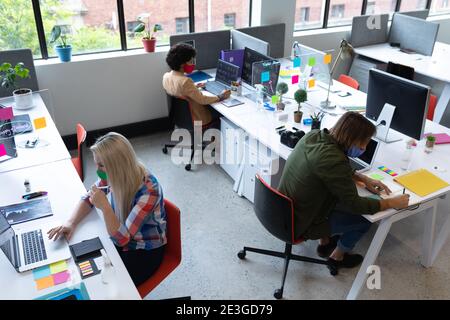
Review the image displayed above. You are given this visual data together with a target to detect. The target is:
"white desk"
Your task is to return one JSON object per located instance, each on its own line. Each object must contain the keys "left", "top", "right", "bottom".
{"left": 210, "top": 74, "right": 450, "bottom": 300}
{"left": 0, "top": 160, "right": 141, "bottom": 300}
{"left": 0, "top": 92, "right": 71, "bottom": 174}
{"left": 354, "top": 42, "right": 450, "bottom": 125}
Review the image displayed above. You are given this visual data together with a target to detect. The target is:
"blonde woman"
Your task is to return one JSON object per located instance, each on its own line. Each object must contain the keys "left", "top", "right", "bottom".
{"left": 48, "top": 132, "right": 167, "bottom": 286}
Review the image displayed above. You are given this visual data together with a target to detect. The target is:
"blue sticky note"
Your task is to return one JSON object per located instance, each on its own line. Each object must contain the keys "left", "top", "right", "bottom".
{"left": 293, "top": 57, "right": 301, "bottom": 68}
{"left": 33, "top": 265, "right": 51, "bottom": 280}
{"left": 261, "top": 71, "right": 270, "bottom": 82}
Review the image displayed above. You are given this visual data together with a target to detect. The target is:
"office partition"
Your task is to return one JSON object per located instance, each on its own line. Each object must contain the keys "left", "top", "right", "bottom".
{"left": 236, "top": 23, "right": 286, "bottom": 58}
{"left": 350, "top": 14, "right": 389, "bottom": 48}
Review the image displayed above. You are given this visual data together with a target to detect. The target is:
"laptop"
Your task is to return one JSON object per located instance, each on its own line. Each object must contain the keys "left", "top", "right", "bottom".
{"left": 0, "top": 213, "right": 71, "bottom": 272}
{"left": 204, "top": 59, "right": 240, "bottom": 96}
{"left": 349, "top": 138, "right": 380, "bottom": 173}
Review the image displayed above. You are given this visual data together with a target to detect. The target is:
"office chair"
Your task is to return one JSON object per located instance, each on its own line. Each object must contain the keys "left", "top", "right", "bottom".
{"left": 386, "top": 61, "right": 415, "bottom": 80}
{"left": 427, "top": 94, "right": 438, "bottom": 121}
{"left": 338, "top": 74, "right": 360, "bottom": 90}
{"left": 71, "top": 123, "right": 87, "bottom": 181}
{"left": 162, "top": 94, "right": 215, "bottom": 171}
{"left": 137, "top": 199, "right": 182, "bottom": 298}
{"left": 237, "top": 175, "right": 337, "bottom": 300}
{"left": 0, "top": 49, "right": 39, "bottom": 97}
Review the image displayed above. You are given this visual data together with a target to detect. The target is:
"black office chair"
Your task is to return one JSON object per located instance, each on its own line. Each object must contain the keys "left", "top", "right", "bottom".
{"left": 162, "top": 94, "right": 213, "bottom": 171}
{"left": 386, "top": 61, "right": 415, "bottom": 81}
{"left": 238, "top": 175, "right": 337, "bottom": 300}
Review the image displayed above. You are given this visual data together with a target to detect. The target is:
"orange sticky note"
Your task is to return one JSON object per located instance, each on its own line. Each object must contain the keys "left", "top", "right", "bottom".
{"left": 308, "top": 78, "right": 316, "bottom": 88}
{"left": 36, "top": 275, "right": 54, "bottom": 290}
{"left": 33, "top": 117, "right": 47, "bottom": 130}
{"left": 324, "top": 54, "right": 332, "bottom": 65}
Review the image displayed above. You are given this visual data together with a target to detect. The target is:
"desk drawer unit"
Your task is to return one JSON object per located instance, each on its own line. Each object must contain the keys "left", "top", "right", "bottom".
{"left": 220, "top": 117, "right": 246, "bottom": 181}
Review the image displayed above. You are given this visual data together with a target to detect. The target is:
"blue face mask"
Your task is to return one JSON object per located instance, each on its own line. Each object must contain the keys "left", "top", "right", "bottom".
{"left": 347, "top": 146, "right": 365, "bottom": 158}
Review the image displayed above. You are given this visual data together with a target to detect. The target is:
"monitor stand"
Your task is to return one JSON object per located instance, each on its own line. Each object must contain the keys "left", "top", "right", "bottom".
{"left": 375, "top": 103, "right": 403, "bottom": 144}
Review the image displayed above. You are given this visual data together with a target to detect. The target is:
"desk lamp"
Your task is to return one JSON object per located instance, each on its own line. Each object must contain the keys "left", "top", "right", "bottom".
{"left": 320, "top": 39, "right": 354, "bottom": 109}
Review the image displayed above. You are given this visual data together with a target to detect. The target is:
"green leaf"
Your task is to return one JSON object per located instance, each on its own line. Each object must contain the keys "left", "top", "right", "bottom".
{"left": 50, "top": 25, "right": 61, "bottom": 43}
{"left": 0, "top": 62, "right": 12, "bottom": 71}
{"left": 153, "top": 24, "right": 162, "bottom": 32}
{"left": 133, "top": 23, "right": 145, "bottom": 33}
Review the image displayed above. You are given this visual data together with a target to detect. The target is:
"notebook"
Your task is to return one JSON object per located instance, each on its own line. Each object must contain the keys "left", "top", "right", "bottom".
{"left": 423, "top": 133, "right": 450, "bottom": 145}
{"left": 394, "top": 169, "right": 449, "bottom": 197}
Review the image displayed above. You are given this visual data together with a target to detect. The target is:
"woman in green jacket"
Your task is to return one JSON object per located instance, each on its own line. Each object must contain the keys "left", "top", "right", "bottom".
{"left": 278, "top": 112, "right": 410, "bottom": 269}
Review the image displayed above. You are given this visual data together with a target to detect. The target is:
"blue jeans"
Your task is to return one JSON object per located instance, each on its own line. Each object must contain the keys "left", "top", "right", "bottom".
{"left": 329, "top": 210, "right": 372, "bottom": 253}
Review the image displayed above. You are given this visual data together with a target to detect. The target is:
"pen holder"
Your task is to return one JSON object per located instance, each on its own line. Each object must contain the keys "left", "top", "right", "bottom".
{"left": 230, "top": 81, "right": 242, "bottom": 96}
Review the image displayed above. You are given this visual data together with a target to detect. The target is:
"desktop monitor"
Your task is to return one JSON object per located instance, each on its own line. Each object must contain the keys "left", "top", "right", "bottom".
{"left": 231, "top": 29, "right": 270, "bottom": 56}
{"left": 241, "top": 47, "right": 273, "bottom": 86}
{"left": 366, "top": 69, "right": 430, "bottom": 140}
{"left": 251, "top": 60, "right": 281, "bottom": 97}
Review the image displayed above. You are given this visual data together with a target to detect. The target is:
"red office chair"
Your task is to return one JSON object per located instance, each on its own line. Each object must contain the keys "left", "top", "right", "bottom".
{"left": 137, "top": 199, "right": 182, "bottom": 298}
{"left": 237, "top": 175, "right": 336, "bottom": 300}
{"left": 71, "top": 123, "right": 87, "bottom": 181}
{"left": 427, "top": 94, "right": 438, "bottom": 121}
{"left": 338, "top": 74, "right": 360, "bottom": 90}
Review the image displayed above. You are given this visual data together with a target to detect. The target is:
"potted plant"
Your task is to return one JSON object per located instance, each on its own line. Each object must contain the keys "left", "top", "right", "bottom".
{"left": 133, "top": 14, "right": 162, "bottom": 53}
{"left": 276, "top": 82, "right": 288, "bottom": 111}
{"left": 425, "top": 134, "right": 436, "bottom": 153}
{"left": 311, "top": 111, "right": 324, "bottom": 130}
{"left": 0, "top": 62, "right": 33, "bottom": 110}
{"left": 50, "top": 25, "right": 72, "bottom": 62}
{"left": 293, "top": 89, "right": 307, "bottom": 123}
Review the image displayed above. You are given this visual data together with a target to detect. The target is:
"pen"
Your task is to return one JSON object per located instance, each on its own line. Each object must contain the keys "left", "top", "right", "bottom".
{"left": 22, "top": 191, "right": 47, "bottom": 200}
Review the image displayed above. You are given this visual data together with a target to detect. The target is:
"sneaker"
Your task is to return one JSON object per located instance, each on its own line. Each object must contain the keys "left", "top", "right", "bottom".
{"left": 327, "top": 253, "right": 364, "bottom": 269}
{"left": 316, "top": 235, "right": 340, "bottom": 258}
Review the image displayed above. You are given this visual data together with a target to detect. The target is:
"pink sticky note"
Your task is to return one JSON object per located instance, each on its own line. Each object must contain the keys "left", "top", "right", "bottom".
{"left": 0, "top": 144, "right": 6, "bottom": 157}
{"left": 52, "top": 271, "right": 70, "bottom": 285}
{"left": 0, "top": 107, "right": 13, "bottom": 120}
{"left": 292, "top": 75, "right": 299, "bottom": 84}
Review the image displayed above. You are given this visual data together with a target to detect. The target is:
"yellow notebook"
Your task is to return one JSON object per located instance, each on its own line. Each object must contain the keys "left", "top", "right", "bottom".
{"left": 394, "top": 169, "right": 449, "bottom": 197}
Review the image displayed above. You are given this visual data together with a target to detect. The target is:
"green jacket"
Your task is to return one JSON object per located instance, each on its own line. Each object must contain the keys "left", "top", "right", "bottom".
{"left": 278, "top": 129, "right": 380, "bottom": 240}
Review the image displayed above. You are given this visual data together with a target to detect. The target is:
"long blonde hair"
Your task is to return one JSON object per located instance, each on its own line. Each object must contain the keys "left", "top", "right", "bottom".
{"left": 90, "top": 132, "right": 146, "bottom": 223}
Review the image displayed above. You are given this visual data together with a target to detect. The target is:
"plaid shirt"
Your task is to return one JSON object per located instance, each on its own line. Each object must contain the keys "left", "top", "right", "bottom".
{"left": 82, "top": 173, "right": 167, "bottom": 251}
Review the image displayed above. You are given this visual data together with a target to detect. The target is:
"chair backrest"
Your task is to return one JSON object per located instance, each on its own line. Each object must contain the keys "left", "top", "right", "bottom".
{"left": 427, "top": 94, "right": 438, "bottom": 121}
{"left": 166, "top": 94, "right": 194, "bottom": 132}
{"left": 76, "top": 123, "right": 87, "bottom": 179}
{"left": 253, "top": 175, "right": 296, "bottom": 244}
{"left": 0, "top": 49, "right": 39, "bottom": 97}
{"left": 137, "top": 198, "right": 182, "bottom": 298}
{"left": 386, "top": 61, "right": 415, "bottom": 80}
{"left": 338, "top": 74, "right": 360, "bottom": 90}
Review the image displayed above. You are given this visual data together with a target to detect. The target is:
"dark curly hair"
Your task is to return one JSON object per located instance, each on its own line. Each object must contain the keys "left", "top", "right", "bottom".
{"left": 166, "top": 43, "right": 196, "bottom": 71}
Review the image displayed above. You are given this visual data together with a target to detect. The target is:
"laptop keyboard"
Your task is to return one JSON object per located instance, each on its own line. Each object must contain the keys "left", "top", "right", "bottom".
{"left": 205, "top": 82, "right": 227, "bottom": 96}
{"left": 21, "top": 230, "right": 47, "bottom": 265}
{"left": 350, "top": 159, "right": 366, "bottom": 171}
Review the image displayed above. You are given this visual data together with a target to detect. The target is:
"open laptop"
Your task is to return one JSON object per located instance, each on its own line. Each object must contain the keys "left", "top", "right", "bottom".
{"left": 0, "top": 213, "right": 71, "bottom": 272}
{"left": 349, "top": 138, "right": 380, "bottom": 173}
{"left": 204, "top": 59, "right": 240, "bottom": 96}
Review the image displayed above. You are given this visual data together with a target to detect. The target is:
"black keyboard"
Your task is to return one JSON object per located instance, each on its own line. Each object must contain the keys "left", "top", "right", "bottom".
{"left": 350, "top": 159, "right": 366, "bottom": 171}
{"left": 21, "top": 229, "right": 47, "bottom": 265}
{"left": 205, "top": 81, "right": 227, "bottom": 96}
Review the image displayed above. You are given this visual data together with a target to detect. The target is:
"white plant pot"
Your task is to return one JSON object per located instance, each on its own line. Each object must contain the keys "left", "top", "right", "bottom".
{"left": 13, "top": 88, "right": 33, "bottom": 110}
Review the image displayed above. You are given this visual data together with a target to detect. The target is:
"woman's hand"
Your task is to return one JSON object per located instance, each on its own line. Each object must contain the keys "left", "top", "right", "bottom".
{"left": 88, "top": 185, "right": 110, "bottom": 211}
{"left": 47, "top": 222, "right": 75, "bottom": 241}
{"left": 363, "top": 176, "right": 392, "bottom": 195}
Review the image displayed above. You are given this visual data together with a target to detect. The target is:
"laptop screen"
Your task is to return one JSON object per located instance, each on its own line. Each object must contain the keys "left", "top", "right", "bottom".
{"left": 215, "top": 59, "right": 240, "bottom": 86}
{"left": 357, "top": 138, "right": 379, "bottom": 165}
{"left": 0, "top": 213, "right": 18, "bottom": 268}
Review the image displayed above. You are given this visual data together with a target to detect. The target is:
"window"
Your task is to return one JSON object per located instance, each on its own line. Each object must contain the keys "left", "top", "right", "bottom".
{"left": 194, "top": 0, "right": 250, "bottom": 32}
{"left": 328, "top": 1, "right": 363, "bottom": 27}
{"left": 176, "top": 17, "right": 189, "bottom": 34}
{"left": 224, "top": 13, "right": 236, "bottom": 28}
{"left": 430, "top": 0, "right": 450, "bottom": 15}
{"left": 400, "top": 0, "right": 427, "bottom": 11}
{"left": 366, "top": 0, "right": 397, "bottom": 15}
{"left": 0, "top": 0, "right": 41, "bottom": 58}
{"left": 295, "top": 0, "right": 325, "bottom": 30}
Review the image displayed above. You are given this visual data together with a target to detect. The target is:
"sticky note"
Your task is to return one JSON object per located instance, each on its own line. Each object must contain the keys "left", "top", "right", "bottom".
{"left": 308, "top": 78, "right": 316, "bottom": 88}
{"left": 271, "top": 95, "right": 279, "bottom": 104}
{"left": 0, "top": 144, "right": 6, "bottom": 157}
{"left": 261, "top": 71, "right": 270, "bottom": 82}
{"left": 33, "top": 117, "right": 47, "bottom": 130}
{"left": 0, "top": 107, "right": 13, "bottom": 120}
{"left": 308, "top": 57, "right": 316, "bottom": 67}
{"left": 33, "top": 265, "right": 51, "bottom": 280}
{"left": 369, "top": 173, "right": 385, "bottom": 181}
{"left": 324, "top": 54, "right": 332, "bottom": 65}
{"left": 293, "top": 57, "right": 301, "bottom": 68}
{"left": 36, "top": 275, "right": 54, "bottom": 290}
{"left": 50, "top": 260, "right": 68, "bottom": 274}
{"left": 53, "top": 271, "right": 71, "bottom": 285}
{"left": 292, "top": 75, "right": 299, "bottom": 84}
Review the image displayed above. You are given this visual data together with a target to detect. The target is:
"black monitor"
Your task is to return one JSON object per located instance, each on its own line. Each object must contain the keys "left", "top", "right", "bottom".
{"left": 366, "top": 69, "right": 430, "bottom": 140}
{"left": 241, "top": 47, "right": 273, "bottom": 86}
{"left": 251, "top": 60, "right": 280, "bottom": 97}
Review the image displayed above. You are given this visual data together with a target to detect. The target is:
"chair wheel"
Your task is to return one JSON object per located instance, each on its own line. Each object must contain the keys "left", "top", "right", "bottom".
{"left": 162, "top": 147, "right": 168, "bottom": 154}
{"left": 274, "top": 289, "right": 283, "bottom": 300}
{"left": 185, "top": 164, "right": 191, "bottom": 171}
{"left": 237, "top": 250, "right": 246, "bottom": 259}
{"left": 328, "top": 265, "right": 338, "bottom": 276}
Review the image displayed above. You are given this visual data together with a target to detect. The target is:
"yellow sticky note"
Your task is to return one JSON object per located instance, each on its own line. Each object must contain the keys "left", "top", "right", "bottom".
{"left": 36, "top": 275, "right": 54, "bottom": 290}
{"left": 308, "top": 78, "right": 316, "bottom": 88}
{"left": 324, "top": 54, "right": 332, "bottom": 65}
{"left": 33, "top": 117, "right": 47, "bottom": 130}
{"left": 49, "top": 260, "right": 68, "bottom": 274}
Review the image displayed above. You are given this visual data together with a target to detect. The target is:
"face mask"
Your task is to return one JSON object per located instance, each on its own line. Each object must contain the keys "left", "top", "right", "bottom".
{"left": 96, "top": 169, "right": 108, "bottom": 180}
{"left": 183, "top": 63, "right": 195, "bottom": 74}
{"left": 347, "top": 146, "right": 365, "bottom": 158}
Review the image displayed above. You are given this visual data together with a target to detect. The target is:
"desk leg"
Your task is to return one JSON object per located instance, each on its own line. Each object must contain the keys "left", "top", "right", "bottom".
{"left": 430, "top": 212, "right": 450, "bottom": 266}
{"left": 346, "top": 218, "right": 393, "bottom": 300}
{"left": 421, "top": 205, "right": 437, "bottom": 267}
{"left": 433, "top": 83, "right": 450, "bottom": 124}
